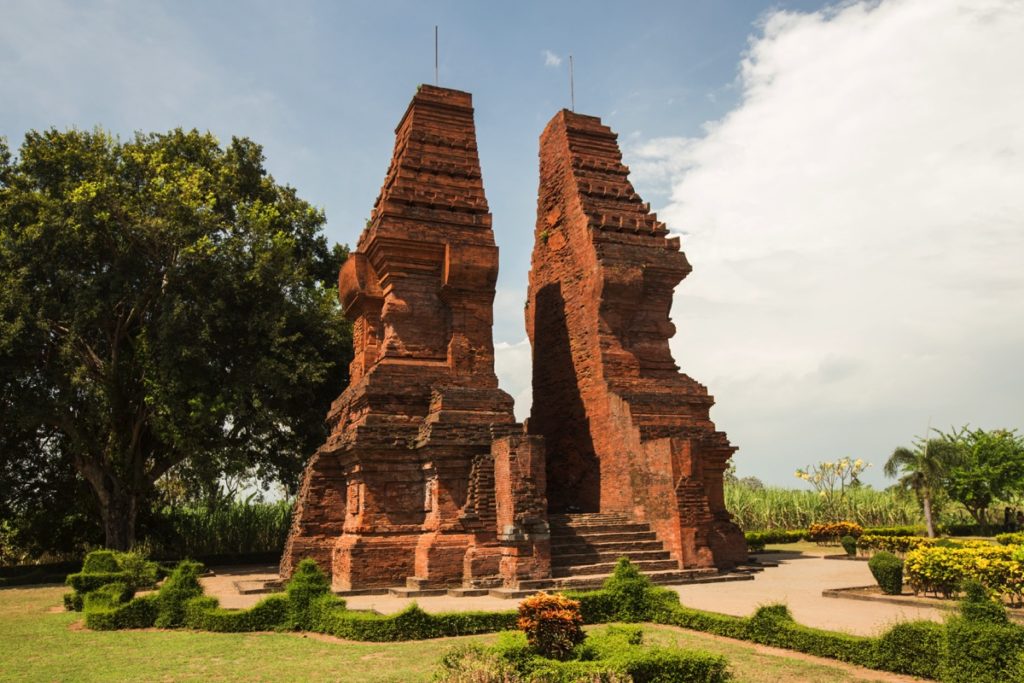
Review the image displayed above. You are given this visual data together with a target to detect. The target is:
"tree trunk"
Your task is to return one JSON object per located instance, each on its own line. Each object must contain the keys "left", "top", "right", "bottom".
{"left": 99, "top": 486, "right": 139, "bottom": 550}
{"left": 923, "top": 495, "right": 936, "bottom": 538}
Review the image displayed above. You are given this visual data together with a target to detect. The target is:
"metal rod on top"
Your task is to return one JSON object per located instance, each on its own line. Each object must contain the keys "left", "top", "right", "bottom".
{"left": 569, "top": 54, "right": 575, "bottom": 112}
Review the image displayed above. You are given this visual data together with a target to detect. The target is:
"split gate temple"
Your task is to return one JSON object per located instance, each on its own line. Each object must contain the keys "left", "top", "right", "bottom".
{"left": 281, "top": 85, "right": 746, "bottom": 596}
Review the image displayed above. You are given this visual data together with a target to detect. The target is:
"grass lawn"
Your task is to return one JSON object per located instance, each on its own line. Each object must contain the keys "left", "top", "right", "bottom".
{"left": 0, "top": 585, "right": 913, "bottom": 682}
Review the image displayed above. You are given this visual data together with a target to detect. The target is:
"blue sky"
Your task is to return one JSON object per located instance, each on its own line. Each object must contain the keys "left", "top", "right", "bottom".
{"left": 4, "top": 0, "right": 1023, "bottom": 488}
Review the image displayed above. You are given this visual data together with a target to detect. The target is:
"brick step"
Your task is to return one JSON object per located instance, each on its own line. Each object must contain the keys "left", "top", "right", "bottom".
{"left": 551, "top": 530, "right": 658, "bottom": 545}
{"left": 544, "top": 524, "right": 647, "bottom": 532}
{"left": 552, "top": 549, "right": 671, "bottom": 567}
{"left": 551, "top": 539, "right": 665, "bottom": 554}
{"left": 548, "top": 513, "right": 631, "bottom": 524}
{"left": 549, "top": 522, "right": 651, "bottom": 534}
{"left": 552, "top": 558, "right": 679, "bottom": 578}
{"left": 514, "top": 567, "right": 722, "bottom": 591}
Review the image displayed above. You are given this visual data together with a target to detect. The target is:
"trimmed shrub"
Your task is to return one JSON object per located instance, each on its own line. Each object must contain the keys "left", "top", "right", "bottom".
{"left": 741, "top": 603, "right": 875, "bottom": 667}
{"left": 904, "top": 544, "right": 1023, "bottom": 601}
{"left": 517, "top": 592, "right": 586, "bottom": 660}
{"left": 567, "top": 588, "right": 618, "bottom": 624}
{"left": 868, "top": 551, "right": 904, "bottom": 595}
{"left": 943, "top": 616, "right": 1024, "bottom": 682}
{"left": 872, "top": 621, "right": 943, "bottom": 679}
{"left": 863, "top": 525, "right": 921, "bottom": 537}
{"left": 63, "top": 591, "right": 83, "bottom": 612}
{"left": 958, "top": 580, "right": 1009, "bottom": 625}
{"left": 184, "top": 594, "right": 289, "bottom": 632}
{"left": 84, "top": 594, "right": 159, "bottom": 630}
{"left": 114, "top": 549, "right": 159, "bottom": 590}
{"left": 308, "top": 597, "right": 517, "bottom": 641}
{"left": 744, "top": 529, "right": 805, "bottom": 550}
{"left": 64, "top": 548, "right": 160, "bottom": 610}
{"left": 840, "top": 535, "right": 857, "bottom": 556}
{"left": 660, "top": 605, "right": 748, "bottom": 640}
{"left": 82, "top": 550, "right": 120, "bottom": 573}
{"left": 856, "top": 534, "right": 935, "bottom": 556}
{"left": 434, "top": 642, "right": 526, "bottom": 682}
{"left": 83, "top": 582, "right": 133, "bottom": 610}
{"left": 66, "top": 571, "right": 130, "bottom": 594}
{"left": 808, "top": 522, "right": 863, "bottom": 544}
{"left": 284, "top": 558, "right": 330, "bottom": 630}
{"left": 154, "top": 560, "right": 205, "bottom": 628}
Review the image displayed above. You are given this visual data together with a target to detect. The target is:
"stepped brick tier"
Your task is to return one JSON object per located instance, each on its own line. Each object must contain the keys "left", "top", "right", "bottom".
{"left": 525, "top": 110, "right": 746, "bottom": 570}
{"left": 281, "top": 85, "right": 550, "bottom": 590}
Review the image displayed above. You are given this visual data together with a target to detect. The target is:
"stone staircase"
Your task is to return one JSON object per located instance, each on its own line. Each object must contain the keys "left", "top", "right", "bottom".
{"left": 384, "top": 512, "right": 757, "bottom": 598}
{"left": 486, "top": 512, "right": 750, "bottom": 598}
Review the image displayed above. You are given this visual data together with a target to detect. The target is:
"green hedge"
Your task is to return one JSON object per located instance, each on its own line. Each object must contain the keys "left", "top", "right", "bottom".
{"left": 873, "top": 621, "right": 944, "bottom": 679}
{"left": 84, "top": 594, "right": 159, "bottom": 630}
{"left": 309, "top": 597, "right": 517, "bottom": 641}
{"left": 184, "top": 594, "right": 290, "bottom": 632}
{"left": 744, "top": 526, "right": 922, "bottom": 552}
{"left": 66, "top": 571, "right": 131, "bottom": 595}
{"left": 78, "top": 555, "right": 1024, "bottom": 681}
{"left": 64, "top": 549, "right": 160, "bottom": 611}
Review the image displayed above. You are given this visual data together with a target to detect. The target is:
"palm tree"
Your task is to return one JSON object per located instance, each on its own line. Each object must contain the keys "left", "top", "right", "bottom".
{"left": 884, "top": 437, "right": 959, "bottom": 537}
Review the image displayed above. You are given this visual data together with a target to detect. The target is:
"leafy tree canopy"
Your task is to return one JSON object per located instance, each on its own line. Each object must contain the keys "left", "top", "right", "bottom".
{"left": 0, "top": 128, "right": 352, "bottom": 550}
{"left": 941, "top": 426, "right": 1024, "bottom": 528}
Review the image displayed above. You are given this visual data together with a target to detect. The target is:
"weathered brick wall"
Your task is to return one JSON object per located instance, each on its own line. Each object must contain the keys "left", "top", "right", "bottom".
{"left": 282, "top": 86, "right": 518, "bottom": 589}
{"left": 493, "top": 433, "right": 551, "bottom": 583}
{"left": 526, "top": 110, "right": 746, "bottom": 569}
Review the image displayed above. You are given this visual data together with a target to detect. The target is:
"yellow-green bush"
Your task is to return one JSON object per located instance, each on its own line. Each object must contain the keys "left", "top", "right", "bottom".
{"left": 807, "top": 522, "right": 863, "bottom": 544}
{"left": 904, "top": 544, "right": 1024, "bottom": 603}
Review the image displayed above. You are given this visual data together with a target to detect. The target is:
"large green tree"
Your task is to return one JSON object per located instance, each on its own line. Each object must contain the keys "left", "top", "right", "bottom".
{"left": 0, "top": 128, "right": 352, "bottom": 549}
{"left": 940, "top": 427, "right": 1024, "bottom": 530}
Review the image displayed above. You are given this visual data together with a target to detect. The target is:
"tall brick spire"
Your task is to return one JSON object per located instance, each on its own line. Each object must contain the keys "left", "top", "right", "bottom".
{"left": 526, "top": 109, "right": 746, "bottom": 569}
{"left": 282, "top": 85, "right": 519, "bottom": 589}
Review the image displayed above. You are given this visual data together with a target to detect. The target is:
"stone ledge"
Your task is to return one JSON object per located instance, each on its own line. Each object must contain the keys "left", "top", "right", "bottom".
{"left": 822, "top": 584, "right": 1024, "bottom": 622}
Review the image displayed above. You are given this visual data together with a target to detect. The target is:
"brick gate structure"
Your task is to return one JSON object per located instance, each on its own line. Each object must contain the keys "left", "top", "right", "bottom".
{"left": 281, "top": 86, "right": 549, "bottom": 591}
{"left": 282, "top": 90, "right": 745, "bottom": 593}
{"left": 525, "top": 110, "right": 746, "bottom": 570}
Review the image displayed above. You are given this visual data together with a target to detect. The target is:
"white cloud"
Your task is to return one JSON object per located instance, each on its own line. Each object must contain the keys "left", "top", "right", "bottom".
{"left": 494, "top": 338, "right": 532, "bottom": 421}
{"left": 628, "top": 0, "right": 1024, "bottom": 485}
{"left": 543, "top": 49, "right": 562, "bottom": 68}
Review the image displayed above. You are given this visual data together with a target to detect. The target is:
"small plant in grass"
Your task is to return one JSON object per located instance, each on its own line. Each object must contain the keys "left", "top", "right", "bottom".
{"left": 517, "top": 592, "right": 585, "bottom": 660}
{"left": 868, "top": 551, "right": 903, "bottom": 595}
{"left": 840, "top": 535, "right": 857, "bottom": 556}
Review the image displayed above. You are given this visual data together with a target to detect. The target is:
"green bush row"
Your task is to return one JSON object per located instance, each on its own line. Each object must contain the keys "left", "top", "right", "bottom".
{"left": 745, "top": 526, "right": 922, "bottom": 551}
{"left": 78, "top": 555, "right": 1024, "bottom": 680}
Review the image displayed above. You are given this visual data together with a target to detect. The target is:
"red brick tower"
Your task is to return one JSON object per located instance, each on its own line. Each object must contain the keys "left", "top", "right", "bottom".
{"left": 281, "top": 86, "right": 528, "bottom": 589}
{"left": 526, "top": 110, "right": 746, "bottom": 569}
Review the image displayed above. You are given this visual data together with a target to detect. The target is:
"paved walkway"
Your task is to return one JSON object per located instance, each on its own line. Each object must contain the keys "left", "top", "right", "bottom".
{"left": 672, "top": 551, "right": 945, "bottom": 635}
{"left": 200, "top": 551, "right": 949, "bottom": 636}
